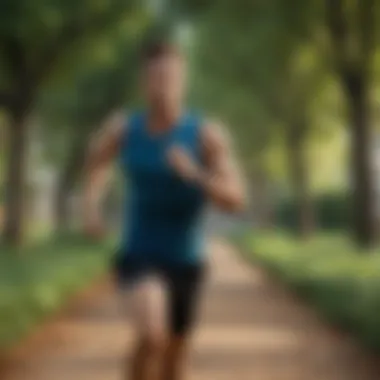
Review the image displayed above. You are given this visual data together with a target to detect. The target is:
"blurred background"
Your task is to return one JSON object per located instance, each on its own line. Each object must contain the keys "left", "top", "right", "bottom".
{"left": 2, "top": 0, "right": 380, "bottom": 373}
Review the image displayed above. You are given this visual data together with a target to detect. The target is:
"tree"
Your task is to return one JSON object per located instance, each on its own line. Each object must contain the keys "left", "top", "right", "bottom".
{"left": 190, "top": 0, "right": 325, "bottom": 237}
{"left": 325, "top": 0, "right": 378, "bottom": 247}
{"left": 0, "top": 0, "right": 143, "bottom": 245}
{"left": 41, "top": 41, "right": 141, "bottom": 232}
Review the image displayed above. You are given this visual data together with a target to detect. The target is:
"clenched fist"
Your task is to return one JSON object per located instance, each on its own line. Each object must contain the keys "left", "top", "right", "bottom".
{"left": 167, "top": 145, "right": 202, "bottom": 183}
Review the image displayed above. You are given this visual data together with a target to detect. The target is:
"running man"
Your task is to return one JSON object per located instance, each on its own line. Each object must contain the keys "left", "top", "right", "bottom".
{"left": 83, "top": 41, "right": 247, "bottom": 380}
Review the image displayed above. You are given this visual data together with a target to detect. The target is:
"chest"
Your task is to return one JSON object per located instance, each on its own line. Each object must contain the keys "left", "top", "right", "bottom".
{"left": 120, "top": 125, "right": 202, "bottom": 187}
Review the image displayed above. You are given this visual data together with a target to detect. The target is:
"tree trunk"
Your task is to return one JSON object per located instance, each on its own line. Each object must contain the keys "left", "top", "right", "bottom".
{"left": 2, "top": 104, "right": 30, "bottom": 245}
{"left": 54, "top": 140, "right": 87, "bottom": 232}
{"left": 287, "top": 121, "right": 314, "bottom": 239}
{"left": 344, "top": 72, "right": 376, "bottom": 247}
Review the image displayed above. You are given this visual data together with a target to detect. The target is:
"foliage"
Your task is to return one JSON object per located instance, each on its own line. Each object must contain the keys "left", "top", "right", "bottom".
{"left": 240, "top": 233, "right": 380, "bottom": 352}
{"left": 0, "top": 236, "right": 112, "bottom": 349}
{"left": 189, "top": 0, "right": 338, "bottom": 193}
{"left": 38, "top": 13, "right": 149, "bottom": 165}
{"left": 276, "top": 193, "right": 351, "bottom": 231}
{"left": 0, "top": 0, "right": 149, "bottom": 244}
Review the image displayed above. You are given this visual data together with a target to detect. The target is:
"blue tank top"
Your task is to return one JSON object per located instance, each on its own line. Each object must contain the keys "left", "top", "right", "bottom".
{"left": 118, "top": 110, "right": 207, "bottom": 265}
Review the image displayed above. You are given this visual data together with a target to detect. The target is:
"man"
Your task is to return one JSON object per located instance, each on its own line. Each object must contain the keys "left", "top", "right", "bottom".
{"left": 83, "top": 41, "right": 246, "bottom": 380}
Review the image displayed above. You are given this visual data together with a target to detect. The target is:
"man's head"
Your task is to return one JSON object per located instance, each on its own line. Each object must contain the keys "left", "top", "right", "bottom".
{"left": 140, "top": 41, "right": 186, "bottom": 109}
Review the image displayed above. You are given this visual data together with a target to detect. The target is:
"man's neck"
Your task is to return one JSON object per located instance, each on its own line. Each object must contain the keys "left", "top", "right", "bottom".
{"left": 148, "top": 103, "right": 182, "bottom": 133}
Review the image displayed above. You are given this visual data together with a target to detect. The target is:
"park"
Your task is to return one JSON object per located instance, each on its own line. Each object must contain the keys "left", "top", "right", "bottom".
{"left": 2, "top": 0, "right": 380, "bottom": 378}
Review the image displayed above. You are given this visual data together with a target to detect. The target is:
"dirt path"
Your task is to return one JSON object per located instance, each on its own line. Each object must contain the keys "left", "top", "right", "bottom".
{"left": 2, "top": 240, "right": 380, "bottom": 380}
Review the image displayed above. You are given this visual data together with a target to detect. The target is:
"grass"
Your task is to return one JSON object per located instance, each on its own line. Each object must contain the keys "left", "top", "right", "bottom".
{"left": 238, "top": 231, "right": 380, "bottom": 352}
{"left": 0, "top": 235, "right": 113, "bottom": 350}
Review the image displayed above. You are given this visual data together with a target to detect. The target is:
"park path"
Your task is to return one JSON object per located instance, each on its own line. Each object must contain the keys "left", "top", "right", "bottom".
{"left": 2, "top": 239, "right": 380, "bottom": 380}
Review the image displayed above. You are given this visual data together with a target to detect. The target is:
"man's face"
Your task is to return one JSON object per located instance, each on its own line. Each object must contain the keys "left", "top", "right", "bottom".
{"left": 142, "top": 55, "right": 186, "bottom": 107}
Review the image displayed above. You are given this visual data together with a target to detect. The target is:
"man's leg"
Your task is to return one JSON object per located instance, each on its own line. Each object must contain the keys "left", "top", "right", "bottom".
{"left": 161, "top": 335, "right": 189, "bottom": 380}
{"left": 121, "top": 274, "right": 167, "bottom": 380}
{"left": 160, "top": 265, "right": 205, "bottom": 380}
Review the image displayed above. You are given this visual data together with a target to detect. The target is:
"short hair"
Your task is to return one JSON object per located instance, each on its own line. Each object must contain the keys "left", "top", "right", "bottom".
{"left": 141, "top": 40, "right": 182, "bottom": 64}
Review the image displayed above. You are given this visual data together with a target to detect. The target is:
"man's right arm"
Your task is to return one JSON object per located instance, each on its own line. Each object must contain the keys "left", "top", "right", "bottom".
{"left": 83, "top": 110, "right": 126, "bottom": 238}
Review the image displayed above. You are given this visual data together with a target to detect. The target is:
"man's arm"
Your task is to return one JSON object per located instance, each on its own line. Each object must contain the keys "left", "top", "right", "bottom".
{"left": 168, "top": 120, "right": 247, "bottom": 213}
{"left": 199, "top": 121, "right": 247, "bottom": 213}
{"left": 83, "top": 110, "right": 126, "bottom": 236}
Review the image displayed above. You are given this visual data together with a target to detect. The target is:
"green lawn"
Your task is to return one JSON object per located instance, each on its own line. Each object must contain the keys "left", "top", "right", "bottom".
{"left": 239, "top": 232, "right": 380, "bottom": 352}
{"left": 0, "top": 236, "right": 112, "bottom": 349}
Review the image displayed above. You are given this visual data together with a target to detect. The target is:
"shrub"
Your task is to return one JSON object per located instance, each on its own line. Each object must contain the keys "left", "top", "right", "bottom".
{"left": 0, "top": 237, "right": 112, "bottom": 349}
{"left": 240, "top": 233, "right": 380, "bottom": 352}
{"left": 276, "top": 193, "right": 351, "bottom": 231}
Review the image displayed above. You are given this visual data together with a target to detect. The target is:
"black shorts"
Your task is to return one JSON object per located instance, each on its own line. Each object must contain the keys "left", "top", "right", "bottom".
{"left": 113, "top": 254, "right": 206, "bottom": 335}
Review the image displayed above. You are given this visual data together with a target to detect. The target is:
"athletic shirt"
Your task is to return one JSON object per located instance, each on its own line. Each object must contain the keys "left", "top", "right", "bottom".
{"left": 118, "top": 110, "right": 207, "bottom": 265}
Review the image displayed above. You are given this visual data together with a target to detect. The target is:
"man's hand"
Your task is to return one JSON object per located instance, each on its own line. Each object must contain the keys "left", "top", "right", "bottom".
{"left": 167, "top": 145, "right": 201, "bottom": 183}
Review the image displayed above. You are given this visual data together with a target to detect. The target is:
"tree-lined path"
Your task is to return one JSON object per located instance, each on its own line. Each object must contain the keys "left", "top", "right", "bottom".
{"left": 2, "top": 240, "right": 379, "bottom": 380}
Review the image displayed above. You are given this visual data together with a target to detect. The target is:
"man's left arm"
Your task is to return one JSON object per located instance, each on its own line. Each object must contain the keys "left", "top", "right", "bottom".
{"left": 199, "top": 120, "right": 247, "bottom": 213}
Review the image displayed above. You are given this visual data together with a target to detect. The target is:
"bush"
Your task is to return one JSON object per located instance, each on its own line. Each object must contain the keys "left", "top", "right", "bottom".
{"left": 240, "top": 233, "right": 380, "bottom": 352}
{"left": 0, "top": 236, "right": 112, "bottom": 349}
{"left": 276, "top": 193, "right": 351, "bottom": 231}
